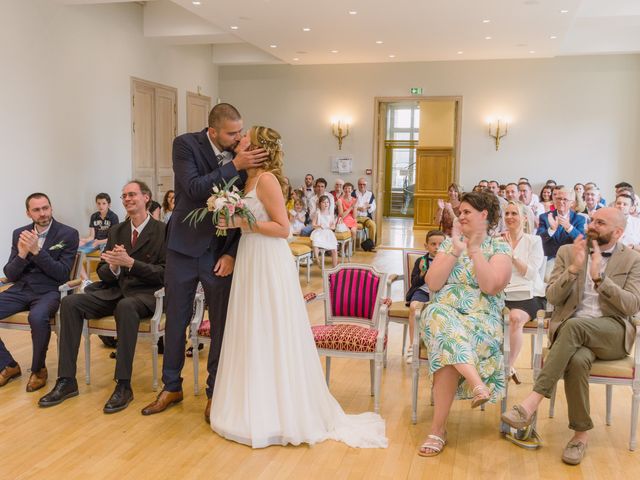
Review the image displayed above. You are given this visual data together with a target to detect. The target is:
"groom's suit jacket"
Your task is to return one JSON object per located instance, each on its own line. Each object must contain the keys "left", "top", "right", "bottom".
{"left": 167, "top": 128, "right": 247, "bottom": 260}
{"left": 546, "top": 242, "right": 640, "bottom": 354}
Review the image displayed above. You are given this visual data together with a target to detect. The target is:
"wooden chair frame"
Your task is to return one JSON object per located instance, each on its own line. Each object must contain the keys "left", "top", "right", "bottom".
{"left": 309, "top": 263, "right": 389, "bottom": 413}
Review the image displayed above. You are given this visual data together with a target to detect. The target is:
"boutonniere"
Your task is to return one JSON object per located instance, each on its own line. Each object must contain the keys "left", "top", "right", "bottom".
{"left": 49, "top": 241, "right": 66, "bottom": 251}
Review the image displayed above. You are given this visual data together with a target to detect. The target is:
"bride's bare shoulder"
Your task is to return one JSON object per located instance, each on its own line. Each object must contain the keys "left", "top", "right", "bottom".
{"left": 255, "top": 171, "right": 283, "bottom": 199}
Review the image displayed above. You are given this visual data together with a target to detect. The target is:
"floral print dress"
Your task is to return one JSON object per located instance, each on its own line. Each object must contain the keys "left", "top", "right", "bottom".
{"left": 419, "top": 236, "right": 511, "bottom": 402}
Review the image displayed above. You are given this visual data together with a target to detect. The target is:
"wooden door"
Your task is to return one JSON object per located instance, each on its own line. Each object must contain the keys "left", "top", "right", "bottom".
{"left": 155, "top": 87, "right": 177, "bottom": 203}
{"left": 132, "top": 82, "right": 156, "bottom": 192}
{"left": 131, "top": 78, "right": 177, "bottom": 202}
{"left": 413, "top": 148, "right": 454, "bottom": 229}
{"left": 187, "top": 92, "right": 211, "bottom": 132}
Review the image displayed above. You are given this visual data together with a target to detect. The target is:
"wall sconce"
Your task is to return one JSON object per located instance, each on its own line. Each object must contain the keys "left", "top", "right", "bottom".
{"left": 331, "top": 117, "right": 351, "bottom": 150}
{"left": 487, "top": 117, "right": 509, "bottom": 151}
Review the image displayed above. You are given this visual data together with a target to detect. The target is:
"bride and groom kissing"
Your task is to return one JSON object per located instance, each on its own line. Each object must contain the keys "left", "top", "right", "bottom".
{"left": 143, "top": 103, "right": 387, "bottom": 449}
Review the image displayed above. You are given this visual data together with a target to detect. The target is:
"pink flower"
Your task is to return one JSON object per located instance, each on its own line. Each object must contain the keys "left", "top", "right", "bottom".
{"left": 227, "top": 204, "right": 236, "bottom": 216}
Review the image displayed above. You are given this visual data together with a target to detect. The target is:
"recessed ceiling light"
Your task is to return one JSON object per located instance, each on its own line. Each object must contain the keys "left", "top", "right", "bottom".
{"left": 302, "top": 27, "right": 311, "bottom": 32}
{"left": 192, "top": 0, "right": 201, "bottom": 4}
{"left": 348, "top": 10, "right": 357, "bottom": 15}
{"left": 560, "top": 9, "right": 569, "bottom": 13}
{"left": 375, "top": 40, "right": 383, "bottom": 44}
{"left": 330, "top": 50, "right": 339, "bottom": 53}
{"left": 485, "top": 36, "right": 492, "bottom": 40}
{"left": 389, "top": 54, "right": 396, "bottom": 58}
{"left": 550, "top": 35, "right": 557, "bottom": 39}
{"left": 230, "top": 26, "right": 239, "bottom": 30}
{"left": 293, "top": 58, "right": 299, "bottom": 61}
{"left": 457, "top": 51, "right": 463, "bottom": 54}
{"left": 529, "top": 50, "right": 536, "bottom": 54}
{"left": 482, "top": 19, "right": 491, "bottom": 23}
{"left": 270, "top": 45, "right": 277, "bottom": 48}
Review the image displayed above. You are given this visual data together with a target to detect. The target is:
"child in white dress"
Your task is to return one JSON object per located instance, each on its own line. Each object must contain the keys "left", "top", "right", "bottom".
{"left": 310, "top": 195, "right": 338, "bottom": 267}
{"left": 289, "top": 199, "right": 306, "bottom": 235}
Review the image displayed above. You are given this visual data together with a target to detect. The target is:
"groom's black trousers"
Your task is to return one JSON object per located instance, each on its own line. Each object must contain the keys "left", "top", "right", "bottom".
{"left": 162, "top": 248, "right": 233, "bottom": 398}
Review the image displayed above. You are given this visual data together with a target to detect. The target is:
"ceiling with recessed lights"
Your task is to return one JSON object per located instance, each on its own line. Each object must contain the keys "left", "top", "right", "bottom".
{"left": 64, "top": 0, "right": 640, "bottom": 65}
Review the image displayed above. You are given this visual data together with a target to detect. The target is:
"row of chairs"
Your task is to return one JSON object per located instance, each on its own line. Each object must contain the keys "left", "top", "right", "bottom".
{"left": 5, "top": 249, "right": 638, "bottom": 451}
{"left": 0, "top": 252, "right": 201, "bottom": 392}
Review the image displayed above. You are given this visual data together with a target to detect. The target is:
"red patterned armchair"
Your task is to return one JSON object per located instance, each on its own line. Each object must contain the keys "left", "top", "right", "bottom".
{"left": 308, "top": 264, "right": 389, "bottom": 413}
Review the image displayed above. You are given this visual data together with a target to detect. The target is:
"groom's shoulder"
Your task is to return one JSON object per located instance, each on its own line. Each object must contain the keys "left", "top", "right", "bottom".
{"left": 178, "top": 128, "right": 207, "bottom": 142}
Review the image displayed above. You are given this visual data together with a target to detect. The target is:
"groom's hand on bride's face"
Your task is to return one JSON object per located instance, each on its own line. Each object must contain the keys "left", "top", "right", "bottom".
{"left": 232, "top": 146, "right": 269, "bottom": 171}
{"left": 213, "top": 254, "right": 235, "bottom": 277}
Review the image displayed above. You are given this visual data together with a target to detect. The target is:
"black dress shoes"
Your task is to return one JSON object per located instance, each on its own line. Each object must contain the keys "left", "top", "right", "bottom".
{"left": 38, "top": 378, "right": 79, "bottom": 407}
{"left": 103, "top": 382, "right": 134, "bottom": 414}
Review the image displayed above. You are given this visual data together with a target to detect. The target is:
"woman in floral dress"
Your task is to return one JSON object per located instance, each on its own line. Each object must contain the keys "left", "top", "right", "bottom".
{"left": 418, "top": 191, "right": 512, "bottom": 456}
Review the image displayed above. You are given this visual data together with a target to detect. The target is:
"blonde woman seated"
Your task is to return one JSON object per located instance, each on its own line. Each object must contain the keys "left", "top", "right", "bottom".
{"left": 418, "top": 191, "right": 512, "bottom": 457}
{"left": 502, "top": 201, "right": 546, "bottom": 384}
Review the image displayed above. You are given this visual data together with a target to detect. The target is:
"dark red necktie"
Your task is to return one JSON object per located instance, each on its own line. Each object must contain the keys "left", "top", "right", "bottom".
{"left": 131, "top": 229, "right": 139, "bottom": 248}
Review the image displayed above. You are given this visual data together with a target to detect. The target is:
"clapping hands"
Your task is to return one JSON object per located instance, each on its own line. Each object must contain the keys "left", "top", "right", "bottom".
{"left": 101, "top": 244, "right": 134, "bottom": 269}
{"left": 569, "top": 235, "right": 587, "bottom": 275}
{"left": 18, "top": 230, "right": 39, "bottom": 258}
{"left": 451, "top": 220, "right": 466, "bottom": 256}
{"left": 589, "top": 240, "right": 603, "bottom": 281}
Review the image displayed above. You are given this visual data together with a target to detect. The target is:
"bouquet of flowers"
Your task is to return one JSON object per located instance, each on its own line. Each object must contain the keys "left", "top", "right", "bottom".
{"left": 184, "top": 176, "right": 256, "bottom": 236}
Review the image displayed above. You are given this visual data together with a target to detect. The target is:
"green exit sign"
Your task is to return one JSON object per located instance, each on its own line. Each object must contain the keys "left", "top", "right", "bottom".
{"left": 410, "top": 87, "right": 423, "bottom": 95}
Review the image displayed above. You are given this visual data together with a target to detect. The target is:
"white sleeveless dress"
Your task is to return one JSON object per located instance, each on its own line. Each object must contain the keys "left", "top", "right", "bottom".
{"left": 310, "top": 212, "right": 338, "bottom": 250}
{"left": 210, "top": 174, "right": 388, "bottom": 449}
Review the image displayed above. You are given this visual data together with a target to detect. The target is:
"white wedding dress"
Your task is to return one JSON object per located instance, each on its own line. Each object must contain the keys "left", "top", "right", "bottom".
{"left": 210, "top": 173, "right": 388, "bottom": 449}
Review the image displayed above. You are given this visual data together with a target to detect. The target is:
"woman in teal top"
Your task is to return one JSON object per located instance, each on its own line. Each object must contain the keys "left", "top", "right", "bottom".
{"left": 418, "top": 191, "right": 512, "bottom": 457}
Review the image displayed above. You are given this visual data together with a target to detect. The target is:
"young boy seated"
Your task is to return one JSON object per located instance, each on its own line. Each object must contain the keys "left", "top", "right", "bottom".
{"left": 405, "top": 229, "right": 445, "bottom": 363}
{"left": 78, "top": 193, "right": 119, "bottom": 254}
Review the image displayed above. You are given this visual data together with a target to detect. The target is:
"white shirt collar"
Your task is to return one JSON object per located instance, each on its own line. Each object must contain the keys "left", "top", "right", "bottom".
{"left": 132, "top": 214, "right": 151, "bottom": 236}
{"left": 207, "top": 132, "right": 231, "bottom": 163}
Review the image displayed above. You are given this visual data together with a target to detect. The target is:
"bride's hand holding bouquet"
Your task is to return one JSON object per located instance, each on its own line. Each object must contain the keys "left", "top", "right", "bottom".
{"left": 184, "top": 176, "right": 256, "bottom": 236}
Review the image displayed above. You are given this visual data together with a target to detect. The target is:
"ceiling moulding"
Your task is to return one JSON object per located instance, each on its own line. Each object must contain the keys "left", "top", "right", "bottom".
{"left": 212, "top": 43, "right": 284, "bottom": 66}
{"left": 143, "top": 0, "right": 224, "bottom": 37}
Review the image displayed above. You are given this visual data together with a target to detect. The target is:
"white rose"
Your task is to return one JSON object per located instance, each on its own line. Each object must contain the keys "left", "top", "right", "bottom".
{"left": 214, "top": 197, "right": 227, "bottom": 211}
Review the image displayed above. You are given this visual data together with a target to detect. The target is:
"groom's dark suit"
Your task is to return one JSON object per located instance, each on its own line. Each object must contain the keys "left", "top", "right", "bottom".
{"left": 163, "top": 128, "right": 246, "bottom": 397}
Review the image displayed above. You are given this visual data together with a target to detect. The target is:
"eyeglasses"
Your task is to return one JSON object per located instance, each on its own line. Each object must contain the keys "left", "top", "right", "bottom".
{"left": 358, "top": 183, "right": 367, "bottom": 186}
{"left": 555, "top": 198, "right": 570, "bottom": 203}
{"left": 120, "top": 192, "right": 139, "bottom": 199}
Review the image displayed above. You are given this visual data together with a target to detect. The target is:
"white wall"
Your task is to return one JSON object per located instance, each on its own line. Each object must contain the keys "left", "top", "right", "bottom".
{"left": 0, "top": 1, "right": 218, "bottom": 264}
{"left": 218, "top": 55, "right": 640, "bottom": 198}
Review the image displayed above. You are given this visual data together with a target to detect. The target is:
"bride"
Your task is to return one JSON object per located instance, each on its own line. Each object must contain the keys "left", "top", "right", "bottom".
{"left": 211, "top": 126, "right": 387, "bottom": 449}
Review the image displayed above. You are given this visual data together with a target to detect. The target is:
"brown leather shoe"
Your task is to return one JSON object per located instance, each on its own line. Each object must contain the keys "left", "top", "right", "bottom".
{"left": 141, "top": 389, "right": 183, "bottom": 416}
{"left": 204, "top": 398, "right": 212, "bottom": 424}
{"left": 0, "top": 364, "right": 21, "bottom": 387}
{"left": 26, "top": 367, "right": 47, "bottom": 392}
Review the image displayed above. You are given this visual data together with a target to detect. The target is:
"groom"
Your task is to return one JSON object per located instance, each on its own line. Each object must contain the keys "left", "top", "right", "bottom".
{"left": 141, "top": 103, "right": 268, "bottom": 420}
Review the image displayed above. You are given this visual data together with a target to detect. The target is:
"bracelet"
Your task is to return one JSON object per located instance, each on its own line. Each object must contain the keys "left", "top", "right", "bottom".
{"left": 450, "top": 251, "right": 461, "bottom": 259}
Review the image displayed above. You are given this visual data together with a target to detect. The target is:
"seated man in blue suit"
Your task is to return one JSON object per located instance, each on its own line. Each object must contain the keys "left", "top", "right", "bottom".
{"left": 537, "top": 186, "right": 586, "bottom": 278}
{"left": 0, "top": 193, "right": 79, "bottom": 391}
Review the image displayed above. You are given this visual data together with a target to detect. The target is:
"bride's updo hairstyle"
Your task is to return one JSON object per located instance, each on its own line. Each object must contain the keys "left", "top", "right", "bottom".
{"left": 249, "top": 126, "right": 287, "bottom": 197}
